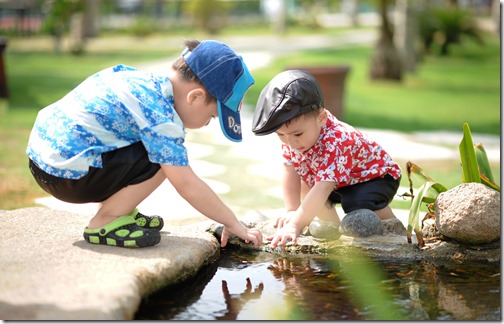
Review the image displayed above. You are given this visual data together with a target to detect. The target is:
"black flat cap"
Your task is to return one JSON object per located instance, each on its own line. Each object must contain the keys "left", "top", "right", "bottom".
{"left": 252, "top": 70, "right": 324, "bottom": 136}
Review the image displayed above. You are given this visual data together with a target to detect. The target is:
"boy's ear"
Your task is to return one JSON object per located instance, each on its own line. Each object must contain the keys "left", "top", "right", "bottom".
{"left": 187, "top": 88, "right": 206, "bottom": 105}
{"left": 318, "top": 109, "right": 328, "bottom": 125}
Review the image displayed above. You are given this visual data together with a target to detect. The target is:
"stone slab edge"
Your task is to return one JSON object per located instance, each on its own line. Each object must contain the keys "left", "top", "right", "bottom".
{"left": 0, "top": 207, "right": 220, "bottom": 320}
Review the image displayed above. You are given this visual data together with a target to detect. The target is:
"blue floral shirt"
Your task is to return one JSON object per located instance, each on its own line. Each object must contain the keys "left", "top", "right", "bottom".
{"left": 26, "top": 64, "right": 188, "bottom": 179}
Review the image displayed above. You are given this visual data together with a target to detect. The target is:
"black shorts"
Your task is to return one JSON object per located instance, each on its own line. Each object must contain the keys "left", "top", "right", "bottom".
{"left": 328, "top": 174, "right": 401, "bottom": 213}
{"left": 29, "top": 142, "right": 160, "bottom": 203}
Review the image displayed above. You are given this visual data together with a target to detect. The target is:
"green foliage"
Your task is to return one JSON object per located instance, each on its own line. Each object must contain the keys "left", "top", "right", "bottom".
{"left": 459, "top": 123, "right": 500, "bottom": 191}
{"left": 42, "top": 0, "right": 84, "bottom": 36}
{"left": 129, "top": 16, "right": 157, "bottom": 37}
{"left": 418, "top": 7, "right": 484, "bottom": 56}
{"left": 183, "top": 0, "right": 232, "bottom": 34}
{"left": 459, "top": 123, "right": 481, "bottom": 184}
{"left": 475, "top": 144, "right": 497, "bottom": 185}
{"left": 406, "top": 180, "right": 447, "bottom": 246}
{"left": 406, "top": 123, "right": 499, "bottom": 246}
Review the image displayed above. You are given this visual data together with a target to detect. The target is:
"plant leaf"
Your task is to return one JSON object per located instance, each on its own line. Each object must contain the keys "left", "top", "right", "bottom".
{"left": 407, "top": 182, "right": 447, "bottom": 246}
{"left": 481, "top": 173, "right": 501, "bottom": 192}
{"left": 459, "top": 123, "right": 481, "bottom": 183}
{"left": 474, "top": 143, "right": 495, "bottom": 183}
{"left": 407, "top": 161, "right": 436, "bottom": 183}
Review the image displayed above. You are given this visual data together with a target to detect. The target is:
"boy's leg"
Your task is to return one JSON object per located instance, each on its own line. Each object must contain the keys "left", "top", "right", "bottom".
{"left": 88, "top": 169, "right": 165, "bottom": 229}
{"left": 30, "top": 142, "right": 165, "bottom": 229}
{"left": 373, "top": 206, "right": 396, "bottom": 220}
{"left": 337, "top": 174, "right": 401, "bottom": 220}
{"left": 317, "top": 201, "right": 341, "bottom": 224}
{"left": 301, "top": 181, "right": 341, "bottom": 224}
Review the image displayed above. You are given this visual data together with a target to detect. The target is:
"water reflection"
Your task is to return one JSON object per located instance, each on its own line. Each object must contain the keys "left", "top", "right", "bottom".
{"left": 267, "top": 257, "right": 361, "bottom": 320}
{"left": 135, "top": 250, "right": 500, "bottom": 320}
{"left": 216, "top": 278, "right": 264, "bottom": 320}
{"left": 387, "top": 261, "right": 501, "bottom": 320}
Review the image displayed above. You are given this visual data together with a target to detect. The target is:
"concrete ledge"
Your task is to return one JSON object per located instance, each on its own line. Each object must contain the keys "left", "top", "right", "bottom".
{"left": 0, "top": 208, "right": 220, "bottom": 320}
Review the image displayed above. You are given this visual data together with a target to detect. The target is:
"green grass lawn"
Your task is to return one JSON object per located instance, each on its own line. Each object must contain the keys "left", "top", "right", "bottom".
{"left": 0, "top": 31, "right": 500, "bottom": 210}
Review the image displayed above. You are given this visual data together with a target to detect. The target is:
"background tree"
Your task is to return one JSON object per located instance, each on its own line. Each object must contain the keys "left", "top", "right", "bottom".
{"left": 82, "top": 0, "right": 99, "bottom": 38}
{"left": 394, "top": 0, "right": 419, "bottom": 73}
{"left": 184, "top": 0, "right": 232, "bottom": 34}
{"left": 369, "top": 0, "right": 403, "bottom": 81}
{"left": 417, "top": 4, "right": 484, "bottom": 56}
{"left": 42, "top": 0, "right": 83, "bottom": 54}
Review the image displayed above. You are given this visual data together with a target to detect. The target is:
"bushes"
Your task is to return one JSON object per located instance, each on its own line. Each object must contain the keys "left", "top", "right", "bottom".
{"left": 418, "top": 7, "right": 484, "bottom": 56}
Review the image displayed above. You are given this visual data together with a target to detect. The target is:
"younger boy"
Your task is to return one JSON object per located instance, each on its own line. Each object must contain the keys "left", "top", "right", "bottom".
{"left": 252, "top": 70, "right": 401, "bottom": 250}
{"left": 27, "top": 39, "right": 262, "bottom": 249}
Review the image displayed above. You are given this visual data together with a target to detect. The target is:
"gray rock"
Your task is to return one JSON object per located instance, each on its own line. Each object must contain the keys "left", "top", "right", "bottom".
{"left": 382, "top": 217, "right": 407, "bottom": 236}
{"left": 435, "top": 183, "right": 500, "bottom": 245}
{"left": 339, "top": 209, "right": 384, "bottom": 237}
{"left": 308, "top": 219, "right": 341, "bottom": 240}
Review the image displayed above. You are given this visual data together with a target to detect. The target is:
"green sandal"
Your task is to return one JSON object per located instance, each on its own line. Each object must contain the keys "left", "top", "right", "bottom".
{"left": 134, "top": 211, "right": 164, "bottom": 231}
{"left": 83, "top": 215, "right": 161, "bottom": 248}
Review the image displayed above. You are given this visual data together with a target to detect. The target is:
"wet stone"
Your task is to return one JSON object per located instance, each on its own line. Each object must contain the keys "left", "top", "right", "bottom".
{"left": 339, "top": 209, "right": 384, "bottom": 237}
{"left": 308, "top": 219, "right": 341, "bottom": 240}
{"left": 382, "top": 217, "right": 407, "bottom": 236}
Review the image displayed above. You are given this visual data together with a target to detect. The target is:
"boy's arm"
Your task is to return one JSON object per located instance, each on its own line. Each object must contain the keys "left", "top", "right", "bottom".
{"left": 276, "top": 164, "right": 301, "bottom": 228}
{"left": 161, "top": 164, "right": 262, "bottom": 248}
{"left": 268, "top": 180, "right": 335, "bottom": 249}
{"left": 282, "top": 163, "right": 301, "bottom": 211}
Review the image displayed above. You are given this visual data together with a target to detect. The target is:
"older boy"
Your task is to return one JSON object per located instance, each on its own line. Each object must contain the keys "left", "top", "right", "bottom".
{"left": 252, "top": 70, "right": 401, "bottom": 250}
{"left": 27, "top": 39, "right": 262, "bottom": 248}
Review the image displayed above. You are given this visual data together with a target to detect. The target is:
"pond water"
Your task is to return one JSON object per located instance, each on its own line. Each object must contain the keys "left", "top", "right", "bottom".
{"left": 135, "top": 249, "right": 500, "bottom": 320}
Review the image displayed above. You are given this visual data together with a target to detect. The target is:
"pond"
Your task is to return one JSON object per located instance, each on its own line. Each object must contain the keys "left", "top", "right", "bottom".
{"left": 135, "top": 249, "right": 500, "bottom": 320}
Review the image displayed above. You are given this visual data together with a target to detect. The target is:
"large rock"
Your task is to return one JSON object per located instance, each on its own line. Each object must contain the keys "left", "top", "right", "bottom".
{"left": 0, "top": 208, "right": 220, "bottom": 320}
{"left": 339, "top": 209, "right": 384, "bottom": 237}
{"left": 435, "top": 183, "right": 500, "bottom": 245}
{"left": 308, "top": 219, "right": 341, "bottom": 240}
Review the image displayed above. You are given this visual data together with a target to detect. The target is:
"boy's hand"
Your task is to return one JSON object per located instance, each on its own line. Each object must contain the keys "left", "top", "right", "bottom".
{"left": 273, "top": 211, "right": 297, "bottom": 229}
{"left": 220, "top": 223, "right": 263, "bottom": 248}
{"left": 267, "top": 222, "right": 302, "bottom": 250}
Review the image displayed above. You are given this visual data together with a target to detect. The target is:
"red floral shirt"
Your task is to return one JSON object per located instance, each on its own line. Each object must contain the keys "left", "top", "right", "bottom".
{"left": 282, "top": 111, "right": 401, "bottom": 189}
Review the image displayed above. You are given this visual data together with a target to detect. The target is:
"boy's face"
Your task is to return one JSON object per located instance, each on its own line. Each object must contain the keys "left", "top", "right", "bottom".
{"left": 275, "top": 110, "right": 327, "bottom": 153}
{"left": 177, "top": 90, "right": 218, "bottom": 129}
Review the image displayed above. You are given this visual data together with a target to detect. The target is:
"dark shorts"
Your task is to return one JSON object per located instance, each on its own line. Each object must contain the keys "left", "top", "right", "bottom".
{"left": 328, "top": 174, "right": 401, "bottom": 213}
{"left": 29, "top": 142, "right": 160, "bottom": 204}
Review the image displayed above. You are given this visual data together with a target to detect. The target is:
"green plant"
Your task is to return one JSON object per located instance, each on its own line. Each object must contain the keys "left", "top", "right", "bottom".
{"left": 405, "top": 123, "right": 499, "bottom": 247}
{"left": 183, "top": 0, "right": 232, "bottom": 34}
{"left": 460, "top": 123, "right": 500, "bottom": 191}
{"left": 418, "top": 7, "right": 484, "bottom": 56}
{"left": 129, "top": 16, "right": 157, "bottom": 37}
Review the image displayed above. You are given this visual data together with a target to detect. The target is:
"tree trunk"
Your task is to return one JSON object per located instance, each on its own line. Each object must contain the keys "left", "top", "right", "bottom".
{"left": 491, "top": 0, "right": 500, "bottom": 36}
{"left": 82, "top": 0, "right": 99, "bottom": 38}
{"left": 342, "top": 0, "right": 360, "bottom": 27}
{"left": 369, "top": 0, "right": 403, "bottom": 81}
{"left": 394, "top": 0, "right": 418, "bottom": 73}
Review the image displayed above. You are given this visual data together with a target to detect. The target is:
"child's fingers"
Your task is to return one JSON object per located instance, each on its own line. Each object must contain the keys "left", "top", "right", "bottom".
{"left": 220, "top": 231, "right": 229, "bottom": 247}
{"left": 246, "top": 228, "right": 263, "bottom": 247}
{"left": 280, "top": 235, "right": 290, "bottom": 249}
{"left": 266, "top": 235, "right": 274, "bottom": 241}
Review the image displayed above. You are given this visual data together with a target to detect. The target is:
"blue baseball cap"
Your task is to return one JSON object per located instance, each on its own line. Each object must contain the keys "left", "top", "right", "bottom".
{"left": 182, "top": 40, "right": 255, "bottom": 142}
